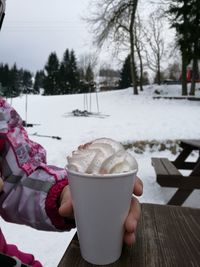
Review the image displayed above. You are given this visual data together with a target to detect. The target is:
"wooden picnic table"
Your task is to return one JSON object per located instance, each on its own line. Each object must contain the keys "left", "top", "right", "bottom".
{"left": 58, "top": 203, "right": 200, "bottom": 267}
{"left": 173, "top": 139, "right": 200, "bottom": 169}
{"left": 152, "top": 139, "right": 200, "bottom": 205}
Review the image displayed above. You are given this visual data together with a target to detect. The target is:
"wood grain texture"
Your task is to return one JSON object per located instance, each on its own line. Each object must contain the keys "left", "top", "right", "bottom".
{"left": 151, "top": 158, "right": 182, "bottom": 176}
{"left": 58, "top": 204, "right": 200, "bottom": 267}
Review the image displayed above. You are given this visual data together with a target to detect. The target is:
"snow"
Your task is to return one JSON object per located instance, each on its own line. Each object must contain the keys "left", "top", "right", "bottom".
{"left": 1, "top": 84, "right": 200, "bottom": 266}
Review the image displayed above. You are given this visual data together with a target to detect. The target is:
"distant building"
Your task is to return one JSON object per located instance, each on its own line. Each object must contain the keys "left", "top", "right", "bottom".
{"left": 96, "top": 75, "right": 121, "bottom": 91}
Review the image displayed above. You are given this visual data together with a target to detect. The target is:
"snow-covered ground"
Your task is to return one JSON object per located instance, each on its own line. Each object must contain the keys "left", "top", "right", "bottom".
{"left": 1, "top": 84, "right": 200, "bottom": 266}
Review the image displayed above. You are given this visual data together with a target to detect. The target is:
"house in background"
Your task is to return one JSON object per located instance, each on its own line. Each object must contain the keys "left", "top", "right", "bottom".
{"left": 96, "top": 68, "right": 121, "bottom": 91}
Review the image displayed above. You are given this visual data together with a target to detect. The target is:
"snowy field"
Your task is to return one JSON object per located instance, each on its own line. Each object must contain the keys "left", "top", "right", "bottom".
{"left": 1, "top": 84, "right": 200, "bottom": 266}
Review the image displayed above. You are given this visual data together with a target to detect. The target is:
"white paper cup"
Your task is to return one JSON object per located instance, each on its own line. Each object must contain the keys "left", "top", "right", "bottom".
{"left": 67, "top": 168, "right": 137, "bottom": 265}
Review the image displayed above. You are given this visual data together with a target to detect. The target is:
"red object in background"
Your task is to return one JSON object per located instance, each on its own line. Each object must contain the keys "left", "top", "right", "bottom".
{"left": 180, "top": 68, "right": 200, "bottom": 82}
{"left": 187, "top": 69, "right": 192, "bottom": 81}
{"left": 186, "top": 68, "right": 200, "bottom": 82}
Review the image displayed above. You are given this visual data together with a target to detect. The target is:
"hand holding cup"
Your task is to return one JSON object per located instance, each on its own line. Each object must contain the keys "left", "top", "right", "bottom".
{"left": 61, "top": 138, "right": 142, "bottom": 265}
{"left": 59, "top": 176, "right": 143, "bottom": 245}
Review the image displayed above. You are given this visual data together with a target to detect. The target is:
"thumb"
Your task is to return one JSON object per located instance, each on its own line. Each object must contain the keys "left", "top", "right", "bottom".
{"left": 58, "top": 185, "right": 74, "bottom": 219}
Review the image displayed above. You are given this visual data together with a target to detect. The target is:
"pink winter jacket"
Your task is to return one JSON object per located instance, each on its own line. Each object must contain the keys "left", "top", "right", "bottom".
{"left": 0, "top": 98, "right": 75, "bottom": 266}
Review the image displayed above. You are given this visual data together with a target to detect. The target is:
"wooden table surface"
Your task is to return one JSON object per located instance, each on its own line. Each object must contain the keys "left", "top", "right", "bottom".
{"left": 180, "top": 139, "right": 200, "bottom": 150}
{"left": 58, "top": 203, "right": 200, "bottom": 267}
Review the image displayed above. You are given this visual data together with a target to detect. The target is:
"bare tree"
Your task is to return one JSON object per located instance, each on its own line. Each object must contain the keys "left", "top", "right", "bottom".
{"left": 78, "top": 53, "right": 98, "bottom": 78}
{"left": 144, "top": 10, "right": 165, "bottom": 85}
{"left": 134, "top": 13, "right": 146, "bottom": 91}
{"left": 85, "top": 0, "right": 139, "bottom": 95}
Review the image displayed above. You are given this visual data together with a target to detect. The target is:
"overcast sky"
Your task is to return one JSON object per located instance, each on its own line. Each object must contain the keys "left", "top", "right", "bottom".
{"left": 0, "top": 0, "right": 167, "bottom": 74}
{"left": 0, "top": 0, "right": 97, "bottom": 73}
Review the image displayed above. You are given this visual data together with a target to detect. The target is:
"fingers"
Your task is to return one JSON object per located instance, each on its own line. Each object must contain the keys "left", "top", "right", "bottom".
{"left": 125, "top": 196, "right": 141, "bottom": 231}
{"left": 124, "top": 176, "right": 143, "bottom": 245}
{"left": 123, "top": 229, "right": 136, "bottom": 245}
{"left": 133, "top": 176, "right": 143, "bottom": 196}
{"left": 124, "top": 196, "right": 141, "bottom": 246}
{"left": 58, "top": 185, "right": 74, "bottom": 219}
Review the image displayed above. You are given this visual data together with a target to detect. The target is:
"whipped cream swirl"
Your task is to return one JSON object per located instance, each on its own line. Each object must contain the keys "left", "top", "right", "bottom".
{"left": 67, "top": 138, "right": 138, "bottom": 174}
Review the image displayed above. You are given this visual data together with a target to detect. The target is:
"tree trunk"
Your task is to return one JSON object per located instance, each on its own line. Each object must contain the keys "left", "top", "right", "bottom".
{"left": 157, "top": 57, "right": 161, "bottom": 85}
{"left": 138, "top": 47, "right": 143, "bottom": 91}
{"left": 134, "top": 19, "right": 143, "bottom": 91}
{"left": 189, "top": 43, "right": 198, "bottom": 96}
{"left": 130, "top": 44, "right": 138, "bottom": 95}
{"left": 189, "top": 58, "right": 197, "bottom": 95}
{"left": 129, "top": 0, "right": 138, "bottom": 95}
{"left": 181, "top": 49, "right": 188, "bottom": 96}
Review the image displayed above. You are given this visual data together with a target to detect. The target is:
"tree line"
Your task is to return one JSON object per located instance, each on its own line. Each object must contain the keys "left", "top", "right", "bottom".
{"left": 0, "top": 48, "right": 97, "bottom": 97}
{"left": 0, "top": 47, "right": 149, "bottom": 97}
{"left": 0, "top": 63, "right": 34, "bottom": 97}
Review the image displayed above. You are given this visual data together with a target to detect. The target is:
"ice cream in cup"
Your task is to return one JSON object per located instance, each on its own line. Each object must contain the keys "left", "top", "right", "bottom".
{"left": 66, "top": 138, "right": 138, "bottom": 265}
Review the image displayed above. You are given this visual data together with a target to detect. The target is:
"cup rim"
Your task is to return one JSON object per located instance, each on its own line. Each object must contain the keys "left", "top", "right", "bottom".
{"left": 66, "top": 168, "right": 138, "bottom": 179}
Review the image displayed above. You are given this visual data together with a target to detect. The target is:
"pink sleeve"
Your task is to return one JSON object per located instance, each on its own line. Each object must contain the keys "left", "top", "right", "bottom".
{"left": 0, "top": 228, "right": 42, "bottom": 266}
{"left": 0, "top": 97, "right": 75, "bottom": 231}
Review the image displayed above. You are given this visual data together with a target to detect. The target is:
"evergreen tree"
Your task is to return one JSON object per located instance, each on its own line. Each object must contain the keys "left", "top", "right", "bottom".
{"left": 9, "top": 64, "right": 21, "bottom": 97}
{"left": 0, "top": 64, "right": 18, "bottom": 97}
{"left": 58, "top": 63, "right": 66, "bottom": 94}
{"left": 0, "top": 64, "right": 10, "bottom": 91}
{"left": 68, "top": 50, "right": 79, "bottom": 94}
{"left": 34, "top": 70, "right": 45, "bottom": 94}
{"left": 59, "top": 49, "right": 70, "bottom": 94}
{"left": 22, "top": 70, "right": 33, "bottom": 93}
{"left": 0, "top": 64, "right": 35, "bottom": 97}
{"left": 59, "top": 49, "right": 79, "bottom": 94}
{"left": 43, "top": 52, "right": 60, "bottom": 95}
{"left": 18, "top": 68, "right": 24, "bottom": 90}
{"left": 167, "top": 0, "right": 200, "bottom": 95}
{"left": 0, "top": 63, "right": 10, "bottom": 95}
{"left": 119, "top": 55, "right": 132, "bottom": 89}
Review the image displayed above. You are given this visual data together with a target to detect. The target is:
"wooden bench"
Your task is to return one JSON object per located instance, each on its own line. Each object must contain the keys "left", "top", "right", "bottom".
{"left": 151, "top": 158, "right": 182, "bottom": 186}
{"left": 151, "top": 157, "right": 200, "bottom": 205}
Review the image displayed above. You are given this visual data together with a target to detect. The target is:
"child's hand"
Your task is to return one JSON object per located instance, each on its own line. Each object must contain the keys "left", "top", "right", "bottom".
{"left": 123, "top": 176, "right": 143, "bottom": 245}
{"left": 59, "top": 185, "right": 74, "bottom": 219}
{"left": 59, "top": 176, "right": 143, "bottom": 246}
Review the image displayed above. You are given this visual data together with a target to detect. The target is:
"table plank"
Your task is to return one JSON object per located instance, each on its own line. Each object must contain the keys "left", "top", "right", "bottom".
{"left": 152, "top": 158, "right": 182, "bottom": 176}
{"left": 181, "top": 139, "right": 200, "bottom": 150}
{"left": 58, "top": 204, "right": 200, "bottom": 267}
